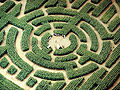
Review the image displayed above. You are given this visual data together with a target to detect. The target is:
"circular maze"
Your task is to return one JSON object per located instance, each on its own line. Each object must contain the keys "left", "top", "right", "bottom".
{"left": 0, "top": 0, "right": 120, "bottom": 90}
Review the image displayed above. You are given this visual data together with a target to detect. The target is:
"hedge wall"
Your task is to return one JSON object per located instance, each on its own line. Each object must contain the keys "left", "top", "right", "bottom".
{"left": 34, "top": 70, "right": 64, "bottom": 80}
{"left": 0, "top": 57, "right": 9, "bottom": 68}
{"left": 7, "top": 65, "right": 17, "bottom": 75}
{"left": 67, "top": 63, "right": 98, "bottom": 79}
{"left": 26, "top": 77, "right": 37, "bottom": 87}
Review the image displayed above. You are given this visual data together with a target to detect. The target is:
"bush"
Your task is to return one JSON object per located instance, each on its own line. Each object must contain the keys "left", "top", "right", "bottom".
{"left": 6, "top": 27, "right": 33, "bottom": 81}
{"left": 32, "top": 16, "right": 72, "bottom": 26}
{"left": 36, "top": 80, "right": 51, "bottom": 90}
{"left": 31, "top": 37, "right": 51, "bottom": 60}
{"left": 7, "top": 65, "right": 17, "bottom": 75}
{"left": 80, "top": 68, "right": 107, "bottom": 90}
{"left": 80, "top": 22, "right": 98, "bottom": 52}
{"left": 34, "top": 70, "right": 64, "bottom": 80}
{"left": 0, "top": 74, "right": 24, "bottom": 90}
{"left": 41, "top": 32, "right": 52, "bottom": 53}
{"left": 113, "top": 28, "right": 120, "bottom": 44}
{"left": 108, "top": 16, "right": 120, "bottom": 32}
{"left": 46, "top": 7, "right": 77, "bottom": 16}
{"left": 64, "top": 77, "right": 84, "bottom": 90}
{"left": 0, "top": 30, "right": 5, "bottom": 44}
{"left": 92, "top": 0, "right": 112, "bottom": 17}
{"left": 105, "top": 44, "right": 120, "bottom": 68}
{"left": 0, "top": 57, "right": 9, "bottom": 68}
{"left": 79, "top": 3, "right": 95, "bottom": 13}
{"left": 49, "top": 81, "right": 66, "bottom": 90}
{"left": 67, "top": 63, "right": 98, "bottom": 79}
{"left": 20, "top": 10, "right": 44, "bottom": 22}
{"left": 96, "top": 62, "right": 120, "bottom": 90}
{"left": 24, "top": 0, "right": 47, "bottom": 13}
{"left": 101, "top": 5, "right": 116, "bottom": 23}
{"left": 8, "top": 3, "right": 22, "bottom": 17}
{"left": 0, "top": 46, "right": 7, "bottom": 57}
{"left": 26, "top": 77, "right": 37, "bottom": 87}
{"left": 21, "top": 25, "right": 33, "bottom": 51}
{"left": 91, "top": 0, "right": 101, "bottom": 4}
{"left": 54, "top": 34, "right": 78, "bottom": 55}
{"left": 72, "top": 0, "right": 87, "bottom": 9}
{"left": 26, "top": 51, "right": 77, "bottom": 70}
{"left": 34, "top": 23, "right": 51, "bottom": 36}
{"left": 45, "top": 0, "right": 67, "bottom": 8}
{"left": 55, "top": 54, "right": 78, "bottom": 62}
{"left": 0, "top": 0, "right": 15, "bottom": 12}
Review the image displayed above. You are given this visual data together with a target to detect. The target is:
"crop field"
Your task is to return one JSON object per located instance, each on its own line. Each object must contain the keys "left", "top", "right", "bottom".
{"left": 0, "top": 0, "right": 120, "bottom": 90}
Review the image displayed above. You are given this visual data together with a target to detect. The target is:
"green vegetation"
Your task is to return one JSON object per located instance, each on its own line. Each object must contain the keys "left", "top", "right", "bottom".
{"left": 6, "top": 27, "right": 33, "bottom": 81}
{"left": 0, "top": 57, "right": 9, "bottom": 68}
{"left": 91, "top": 0, "right": 101, "bottom": 4}
{"left": 101, "top": 5, "right": 116, "bottom": 23}
{"left": 7, "top": 65, "right": 17, "bottom": 75}
{"left": 67, "top": 63, "right": 98, "bottom": 79}
{"left": 0, "top": 30, "right": 5, "bottom": 44}
{"left": 64, "top": 77, "right": 84, "bottom": 90}
{"left": 113, "top": 28, "right": 120, "bottom": 44}
{"left": 72, "top": 0, "right": 87, "bottom": 9}
{"left": 34, "top": 70, "right": 64, "bottom": 80}
{"left": 34, "top": 23, "right": 51, "bottom": 36}
{"left": 92, "top": 0, "right": 112, "bottom": 17}
{"left": 55, "top": 54, "right": 78, "bottom": 62}
{"left": 0, "top": 74, "right": 23, "bottom": 90}
{"left": 108, "top": 16, "right": 120, "bottom": 32}
{"left": 26, "top": 77, "right": 37, "bottom": 87}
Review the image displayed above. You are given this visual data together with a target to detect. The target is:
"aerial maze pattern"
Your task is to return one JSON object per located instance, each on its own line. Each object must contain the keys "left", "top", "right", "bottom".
{"left": 0, "top": 0, "right": 120, "bottom": 90}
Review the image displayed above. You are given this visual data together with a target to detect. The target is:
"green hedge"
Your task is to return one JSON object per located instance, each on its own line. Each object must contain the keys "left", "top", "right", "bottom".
{"left": 105, "top": 44, "right": 120, "bottom": 68}
{"left": 79, "top": 3, "right": 95, "bottom": 13}
{"left": 116, "top": 0, "right": 120, "bottom": 7}
{"left": 21, "top": 25, "right": 33, "bottom": 51}
{"left": 80, "top": 22, "right": 98, "bottom": 52}
{"left": 26, "top": 51, "right": 77, "bottom": 70}
{"left": 108, "top": 16, "right": 120, "bottom": 32}
{"left": 26, "top": 77, "right": 37, "bottom": 87}
{"left": 31, "top": 37, "right": 51, "bottom": 60}
{"left": 34, "top": 70, "right": 64, "bottom": 80}
{"left": 20, "top": 9, "right": 44, "bottom": 22}
{"left": 24, "top": 0, "right": 47, "bottom": 13}
{"left": 72, "top": 0, "right": 87, "bottom": 9}
{"left": 45, "top": 0, "right": 67, "bottom": 8}
{"left": 32, "top": 16, "right": 72, "bottom": 26}
{"left": 7, "top": 65, "right": 17, "bottom": 75}
{"left": 0, "top": 46, "right": 7, "bottom": 57}
{"left": 80, "top": 68, "right": 107, "bottom": 90}
{"left": 0, "top": 74, "right": 23, "bottom": 90}
{"left": 49, "top": 81, "right": 66, "bottom": 90}
{"left": 77, "top": 41, "right": 111, "bottom": 64}
{"left": 0, "top": 57, "right": 9, "bottom": 68}
{"left": 64, "top": 77, "right": 84, "bottom": 90}
{"left": 113, "top": 28, "right": 120, "bottom": 44}
{"left": 69, "top": 0, "right": 75, "bottom": 3}
{"left": 36, "top": 80, "right": 51, "bottom": 90}
{"left": 34, "top": 23, "right": 51, "bottom": 36}
{"left": 8, "top": 3, "right": 22, "bottom": 17}
{"left": 92, "top": 0, "right": 112, "bottom": 17}
{"left": 101, "top": 5, "right": 116, "bottom": 23}
{"left": 54, "top": 34, "right": 78, "bottom": 55}
{"left": 67, "top": 63, "right": 98, "bottom": 79}
{"left": 41, "top": 32, "right": 52, "bottom": 53}
{"left": 96, "top": 62, "right": 120, "bottom": 90}
{"left": 55, "top": 54, "right": 78, "bottom": 62}
{"left": 0, "top": 17, "right": 8, "bottom": 31}
{"left": 91, "top": 0, "right": 101, "bottom": 4}
{"left": 46, "top": 7, "right": 77, "bottom": 16}
{"left": 6, "top": 27, "right": 33, "bottom": 81}
{"left": 0, "top": 0, "right": 15, "bottom": 12}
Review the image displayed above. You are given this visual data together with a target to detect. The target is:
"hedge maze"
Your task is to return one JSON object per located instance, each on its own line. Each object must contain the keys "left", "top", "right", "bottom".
{"left": 0, "top": 0, "right": 120, "bottom": 90}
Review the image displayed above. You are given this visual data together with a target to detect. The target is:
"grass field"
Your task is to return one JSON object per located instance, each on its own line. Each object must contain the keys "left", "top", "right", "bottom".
{"left": 0, "top": 0, "right": 120, "bottom": 90}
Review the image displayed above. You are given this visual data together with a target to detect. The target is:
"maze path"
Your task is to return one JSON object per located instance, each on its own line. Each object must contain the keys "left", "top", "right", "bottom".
{"left": 0, "top": 0, "right": 120, "bottom": 90}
